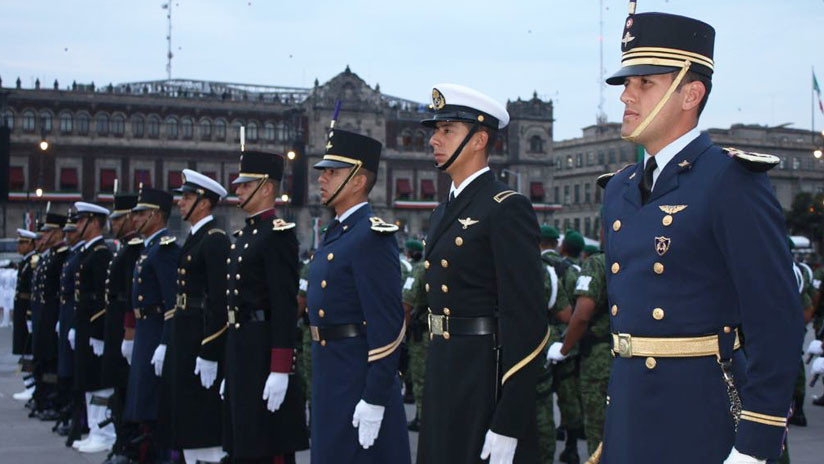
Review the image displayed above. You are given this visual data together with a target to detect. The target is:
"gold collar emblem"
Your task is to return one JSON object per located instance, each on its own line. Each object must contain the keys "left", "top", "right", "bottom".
{"left": 659, "top": 205, "right": 688, "bottom": 215}
{"left": 655, "top": 236, "right": 671, "bottom": 256}
{"left": 678, "top": 160, "right": 691, "bottom": 168}
{"left": 458, "top": 217, "right": 479, "bottom": 229}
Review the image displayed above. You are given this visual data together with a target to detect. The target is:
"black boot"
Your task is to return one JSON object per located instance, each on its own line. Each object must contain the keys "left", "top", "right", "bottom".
{"left": 788, "top": 396, "right": 807, "bottom": 426}
{"left": 559, "top": 429, "right": 580, "bottom": 464}
{"left": 813, "top": 394, "right": 824, "bottom": 407}
{"left": 407, "top": 414, "right": 420, "bottom": 432}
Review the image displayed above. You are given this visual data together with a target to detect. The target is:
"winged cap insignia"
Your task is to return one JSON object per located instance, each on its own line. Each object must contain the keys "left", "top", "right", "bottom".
{"left": 458, "top": 217, "right": 479, "bottom": 229}
{"left": 658, "top": 205, "right": 688, "bottom": 215}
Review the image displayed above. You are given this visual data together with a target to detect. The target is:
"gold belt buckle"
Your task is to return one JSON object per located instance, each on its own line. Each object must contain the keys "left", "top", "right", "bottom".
{"left": 310, "top": 326, "right": 320, "bottom": 342}
{"left": 428, "top": 313, "right": 445, "bottom": 336}
{"left": 175, "top": 293, "right": 187, "bottom": 310}
{"left": 615, "top": 333, "right": 632, "bottom": 358}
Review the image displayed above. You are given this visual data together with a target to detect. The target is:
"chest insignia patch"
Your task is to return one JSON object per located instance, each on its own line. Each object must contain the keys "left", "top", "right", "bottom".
{"left": 458, "top": 217, "right": 479, "bottom": 229}
{"left": 658, "top": 205, "right": 688, "bottom": 215}
{"left": 655, "top": 236, "right": 671, "bottom": 256}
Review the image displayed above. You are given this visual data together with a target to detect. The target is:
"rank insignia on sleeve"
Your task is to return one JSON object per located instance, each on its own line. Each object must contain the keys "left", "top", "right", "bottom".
{"left": 458, "top": 217, "right": 479, "bottom": 229}
{"left": 369, "top": 217, "right": 399, "bottom": 234}
{"left": 655, "top": 236, "right": 671, "bottom": 256}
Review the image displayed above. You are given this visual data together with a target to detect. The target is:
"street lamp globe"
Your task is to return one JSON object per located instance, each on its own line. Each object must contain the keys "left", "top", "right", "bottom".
{"left": 814, "top": 149, "right": 823, "bottom": 159}
{"left": 281, "top": 194, "right": 290, "bottom": 202}
{"left": 39, "top": 140, "right": 49, "bottom": 151}
{"left": 286, "top": 150, "right": 296, "bottom": 160}
{"left": 35, "top": 188, "right": 43, "bottom": 197}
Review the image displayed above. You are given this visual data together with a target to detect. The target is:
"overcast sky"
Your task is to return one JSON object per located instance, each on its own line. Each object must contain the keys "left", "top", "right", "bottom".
{"left": 2, "top": 0, "right": 824, "bottom": 140}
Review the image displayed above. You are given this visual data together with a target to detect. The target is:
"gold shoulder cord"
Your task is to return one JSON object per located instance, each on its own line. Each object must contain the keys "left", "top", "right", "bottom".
{"left": 622, "top": 60, "right": 692, "bottom": 142}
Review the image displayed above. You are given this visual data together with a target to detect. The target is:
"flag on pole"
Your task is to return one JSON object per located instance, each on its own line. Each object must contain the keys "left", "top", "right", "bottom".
{"left": 814, "top": 71, "right": 824, "bottom": 115}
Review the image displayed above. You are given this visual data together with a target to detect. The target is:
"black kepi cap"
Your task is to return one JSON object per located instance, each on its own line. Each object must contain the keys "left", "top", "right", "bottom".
{"left": 132, "top": 186, "right": 173, "bottom": 215}
{"left": 313, "top": 129, "right": 382, "bottom": 172}
{"left": 232, "top": 151, "right": 285, "bottom": 185}
{"left": 110, "top": 193, "right": 137, "bottom": 219}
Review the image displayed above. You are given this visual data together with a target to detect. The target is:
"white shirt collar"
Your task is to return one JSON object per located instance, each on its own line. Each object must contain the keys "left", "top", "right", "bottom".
{"left": 449, "top": 166, "right": 490, "bottom": 199}
{"left": 71, "top": 241, "right": 85, "bottom": 252}
{"left": 336, "top": 202, "right": 368, "bottom": 223}
{"left": 189, "top": 215, "right": 213, "bottom": 236}
{"left": 643, "top": 127, "right": 700, "bottom": 189}
{"left": 144, "top": 228, "right": 167, "bottom": 247}
{"left": 541, "top": 248, "right": 559, "bottom": 256}
{"left": 83, "top": 235, "right": 104, "bottom": 250}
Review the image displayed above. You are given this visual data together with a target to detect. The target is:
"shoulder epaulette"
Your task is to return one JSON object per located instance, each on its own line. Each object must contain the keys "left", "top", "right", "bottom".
{"left": 208, "top": 228, "right": 226, "bottom": 236}
{"left": 30, "top": 255, "right": 40, "bottom": 266}
{"left": 160, "top": 236, "right": 176, "bottom": 245}
{"left": 57, "top": 246, "right": 69, "bottom": 253}
{"left": 128, "top": 237, "right": 143, "bottom": 246}
{"left": 723, "top": 147, "right": 779, "bottom": 173}
{"left": 369, "top": 216, "right": 398, "bottom": 234}
{"left": 597, "top": 163, "right": 635, "bottom": 189}
{"left": 493, "top": 190, "right": 519, "bottom": 203}
{"left": 272, "top": 219, "right": 296, "bottom": 232}
{"left": 94, "top": 244, "right": 108, "bottom": 251}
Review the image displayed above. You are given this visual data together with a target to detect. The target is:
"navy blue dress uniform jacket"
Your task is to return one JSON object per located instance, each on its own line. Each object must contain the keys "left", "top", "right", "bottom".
{"left": 124, "top": 230, "right": 179, "bottom": 422}
{"left": 33, "top": 245, "right": 67, "bottom": 364}
{"left": 223, "top": 209, "right": 308, "bottom": 459}
{"left": 167, "top": 220, "right": 228, "bottom": 450}
{"left": 417, "top": 171, "right": 548, "bottom": 464}
{"left": 306, "top": 203, "right": 412, "bottom": 464}
{"left": 601, "top": 133, "right": 802, "bottom": 462}
{"left": 73, "top": 237, "right": 113, "bottom": 392}
{"left": 101, "top": 234, "right": 142, "bottom": 388}
{"left": 58, "top": 245, "right": 82, "bottom": 378}
{"left": 12, "top": 251, "right": 37, "bottom": 355}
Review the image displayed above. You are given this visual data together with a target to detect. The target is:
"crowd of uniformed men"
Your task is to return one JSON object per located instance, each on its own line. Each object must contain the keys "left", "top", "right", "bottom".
{"left": 6, "top": 2, "right": 824, "bottom": 464}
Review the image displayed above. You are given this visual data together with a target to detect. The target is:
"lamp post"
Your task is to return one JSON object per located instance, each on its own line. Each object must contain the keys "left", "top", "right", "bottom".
{"left": 500, "top": 168, "right": 522, "bottom": 193}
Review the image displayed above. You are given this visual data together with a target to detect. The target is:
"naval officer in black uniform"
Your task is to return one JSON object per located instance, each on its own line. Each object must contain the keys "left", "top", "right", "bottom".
{"left": 168, "top": 169, "right": 229, "bottom": 464}
{"left": 417, "top": 84, "right": 548, "bottom": 464}
{"left": 223, "top": 151, "right": 308, "bottom": 463}
{"left": 598, "top": 2, "right": 802, "bottom": 463}
{"left": 307, "top": 129, "right": 411, "bottom": 463}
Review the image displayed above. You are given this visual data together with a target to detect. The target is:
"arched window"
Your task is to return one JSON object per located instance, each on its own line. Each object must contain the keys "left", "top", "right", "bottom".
{"left": 76, "top": 113, "right": 90, "bottom": 135}
{"left": 181, "top": 117, "right": 193, "bottom": 139}
{"left": 147, "top": 116, "right": 160, "bottom": 138}
{"left": 39, "top": 111, "right": 53, "bottom": 133}
{"left": 401, "top": 130, "right": 412, "bottom": 149}
{"left": 276, "top": 122, "right": 287, "bottom": 141}
{"left": 95, "top": 113, "right": 109, "bottom": 135}
{"left": 200, "top": 119, "right": 212, "bottom": 140}
{"left": 414, "top": 131, "right": 426, "bottom": 150}
{"left": 111, "top": 114, "right": 125, "bottom": 136}
{"left": 1, "top": 110, "right": 14, "bottom": 130}
{"left": 59, "top": 112, "right": 73, "bottom": 133}
{"left": 132, "top": 115, "right": 145, "bottom": 138}
{"left": 166, "top": 117, "right": 179, "bottom": 139}
{"left": 247, "top": 121, "right": 258, "bottom": 141}
{"left": 529, "top": 135, "right": 544, "bottom": 153}
{"left": 264, "top": 123, "right": 275, "bottom": 141}
{"left": 22, "top": 110, "right": 35, "bottom": 132}
{"left": 215, "top": 119, "right": 227, "bottom": 140}
{"left": 231, "top": 120, "right": 243, "bottom": 142}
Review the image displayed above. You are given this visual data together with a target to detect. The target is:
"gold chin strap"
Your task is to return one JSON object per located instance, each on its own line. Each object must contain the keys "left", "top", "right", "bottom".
{"left": 238, "top": 175, "right": 269, "bottom": 210}
{"left": 622, "top": 60, "right": 692, "bottom": 143}
{"left": 322, "top": 161, "right": 363, "bottom": 206}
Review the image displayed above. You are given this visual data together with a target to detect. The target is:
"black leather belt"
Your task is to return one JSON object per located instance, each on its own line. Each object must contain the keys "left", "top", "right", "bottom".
{"left": 16, "top": 293, "right": 31, "bottom": 300}
{"left": 228, "top": 309, "right": 267, "bottom": 326}
{"left": 428, "top": 313, "right": 497, "bottom": 339}
{"left": 175, "top": 294, "right": 205, "bottom": 311}
{"left": 134, "top": 304, "right": 164, "bottom": 320}
{"left": 310, "top": 323, "right": 365, "bottom": 342}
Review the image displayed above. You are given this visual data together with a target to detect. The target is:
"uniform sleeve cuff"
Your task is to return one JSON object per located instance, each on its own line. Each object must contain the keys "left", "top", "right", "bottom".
{"left": 270, "top": 348, "right": 295, "bottom": 373}
{"left": 735, "top": 413, "right": 789, "bottom": 460}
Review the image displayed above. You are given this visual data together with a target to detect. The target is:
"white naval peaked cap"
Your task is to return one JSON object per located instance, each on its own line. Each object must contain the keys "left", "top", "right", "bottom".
{"left": 179, "top": 169, "right": 228, "bottom": 199}
{"left": 74, "top": 201, "right": 111, "bottom": 216}
{"left": 422, "top": 83, "right": 510, "bottom": 130}
{"left": 16, "top": 228, "right": 37, "bottom": 239}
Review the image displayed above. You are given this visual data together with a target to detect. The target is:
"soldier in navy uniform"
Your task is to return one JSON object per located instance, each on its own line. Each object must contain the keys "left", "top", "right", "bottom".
{"left": 222, "top": 151, "right": 308, "bottom": 463}
{"left": 598, "top": 3, "right": 802, "bottom": 463}
{"left": 100, "top": 190, "right": 141, "bottom": 463}
{"left": 416, "top": 84, "right": 548, "bottom": 464}
{"left": 307, "top": 129, "right": 411, "bottom": 464}
{"left": 123, "top": 187, "right": 180, "bottom": 461}
{"left": 71, "top": 201, "right": 117, "bottom": 453}
{"left": 55, "top": 211, "right": 85, "bottom": 442}
{"left": 11, "top": 228, "right": 38, "bottom": 402}
{"left": 167, "top": 169, "right": 229, "bottom": 464}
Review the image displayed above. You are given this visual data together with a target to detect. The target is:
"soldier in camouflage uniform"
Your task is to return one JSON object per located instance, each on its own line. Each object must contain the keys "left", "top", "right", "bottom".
{"left": 548, "top": 247, "right": 612, "bottom": 457}
{"left": 297, "top": 256, "right": 312, "bottom": 412}
{"left": 810, "top": 263, "right": 824, "bottom": 408}
{"left": 788, "top": 243, "right": 814, "bottom": 429}
{"left": 402, "top": 240, "right": 426, "bottom": 431}
{"left": 399, "top": 242, "right": 417, "bottom": 404}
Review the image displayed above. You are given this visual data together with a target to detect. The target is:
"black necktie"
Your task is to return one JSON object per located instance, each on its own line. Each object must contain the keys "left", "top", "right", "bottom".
{"left": 446, "top": 191, "right": 455, "bottom": 207}
{"left": 325, "top": 219, "right": 340, "bottom": 239}
{"left": 640, "top": 157, "right": 657, "bottom": 205}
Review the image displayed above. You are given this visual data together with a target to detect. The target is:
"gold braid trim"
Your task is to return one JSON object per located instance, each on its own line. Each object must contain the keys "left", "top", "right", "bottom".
{"left": 368, "top": 321, "right": 406, "bottom": 362}
{"left": 201, "top": 325, "right": 228, "bottom": 345}
{"left": 501, "top": 326, "right": 551, "bottom": 385}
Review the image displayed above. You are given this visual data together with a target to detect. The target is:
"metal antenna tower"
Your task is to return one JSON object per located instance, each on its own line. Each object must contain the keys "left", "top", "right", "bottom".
{"left": 164, "top": 2, "right": 174, "bottom": 80}
{"left": 596, "top": 0, "right": 608, "bottom": 125}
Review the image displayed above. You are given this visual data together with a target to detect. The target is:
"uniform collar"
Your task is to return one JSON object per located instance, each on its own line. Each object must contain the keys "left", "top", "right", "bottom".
{"left": 22, "top": 250, "right": 36, "bottom": 260}
{"left": 246, "top": 208, "right": 276, "bottom": 225}
{"left": 144, "top": 228, "right": 166, "bottom": 247}
{"left": 189, "top": 215, "right": 213, "bottom": 236}
{"left": 335, "top": 202, "right": 368, "bottom": 223}
{"left": 643, "top": 127, "right": 700, "bottom": 189}
{"left": 84, "top": 235, "right": 104, "bottom": 250}
{"left": 449, "top": 166, "right": 490, "bottom": 199}
{"left": 71, "top": 241, "right": 85, "bottom": 252}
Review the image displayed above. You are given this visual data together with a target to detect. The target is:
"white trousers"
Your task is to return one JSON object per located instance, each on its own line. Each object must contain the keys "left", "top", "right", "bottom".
{"left": 86, "top": 388, "right": 117, "bottom": 443}
{"left": 183, "top": 447, "right": 227, "bottom": 463}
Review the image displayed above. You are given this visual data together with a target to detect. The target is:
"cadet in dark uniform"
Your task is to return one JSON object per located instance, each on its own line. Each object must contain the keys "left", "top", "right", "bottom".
{"left": 123, "top": 187, "right": 180, "bottom": 461}
{"left": 11, "top": 228, "right": 38, "bottom": 402}
{"left": 100, "top": 190, "right": 141, "bottom": 462}
{"left": 600, "top": 3, "right": 802, "bottom": 463}
{"left": 168, "top": 169, "right": 229, "bottom": 464}
{"left": 223, "top": 151, "right": 308, "bottom": 463}
{"left": 308, "top": 129, "right": 411, "bottom": 464}
{"left": 418, "top": 84, "right": 548, "bottom": 464}
{"left": 71, "top": 201, "right": 116, "bottom": 453}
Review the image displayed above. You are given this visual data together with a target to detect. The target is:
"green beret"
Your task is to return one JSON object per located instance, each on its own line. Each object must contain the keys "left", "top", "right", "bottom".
{"left": 583, "top": 244, "right": 600, "bottom": 255}
{"left": 563, "top": 230, "right": 585, "bottom": 254}
{"left": 405, "top": 239, "right": 423, "bottom": 252}
{"left": 540, "top": 225, "right": 560, "bottom": 240}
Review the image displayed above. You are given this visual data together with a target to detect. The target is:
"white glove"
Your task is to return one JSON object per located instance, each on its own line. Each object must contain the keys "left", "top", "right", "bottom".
{"left": 480, "top": 429, "right": 518, "bottom": 464}
{"left": 806, "top": 340, "right": 823, "bottom": 356}
{"left": 194, "top": 357, "right": 218, "bottom": 389}
{"left": 151, "top": 344, "right": 166, "bottom": 377}
{"left": 722, "top": 447, "right": 766, "bottom": 464}
{"left": 220, "top": 379, "right": 225, "bottom": 400}
{"left": 812, "top": 357, "right": 824, "bottom": 375}
{"left": 56, "top": 321, "right": 60, "bottom": 335}
{"left": 546, "top": 342, "right": 568, "bottom": 364}
{"left": 68, "top": 328, "right": 76, "bottom": 350}
{"left": 26, "top": 320, "right": 32, "bottom": 333}
{"left": 121, "top": 340, "right": 133, "bottom": 365}
{"left": 262, "top": 372, "right": 289, "bottom": 412}
{"left": 90, "top": 337, "right": 104, "bottom": 356}
{"left": 351, "top": 399, "right": 385, "bottom": 449}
